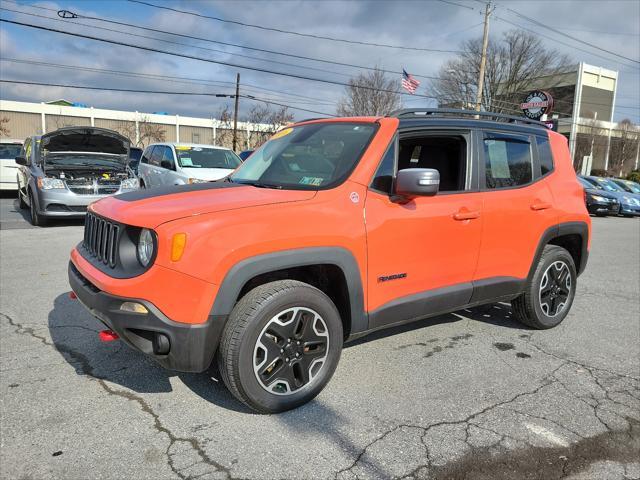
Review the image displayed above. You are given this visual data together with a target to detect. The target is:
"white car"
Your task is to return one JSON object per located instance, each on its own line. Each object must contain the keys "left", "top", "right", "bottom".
{"left": 0, "top": 139, "right": 24, "bottom": 190}
{"left": 138, "top": 143, "right": 242, "bottom": 188}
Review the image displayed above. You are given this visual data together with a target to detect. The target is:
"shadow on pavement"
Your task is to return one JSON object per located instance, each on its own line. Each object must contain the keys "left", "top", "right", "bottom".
{"left": 48, "top": 290, "right": 528, "bottom": 415}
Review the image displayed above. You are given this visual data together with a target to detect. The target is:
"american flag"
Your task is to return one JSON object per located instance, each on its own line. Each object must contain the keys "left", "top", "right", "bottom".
{"left": 401, "top": 69, "right": 420, "bottom": 94}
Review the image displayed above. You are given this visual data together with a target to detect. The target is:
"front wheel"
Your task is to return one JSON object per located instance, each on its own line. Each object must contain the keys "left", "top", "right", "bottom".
{"left": 28, "top": 191, "right": 47, "bottom": 226}
{"left": 512, "top": 245, "right": 577, "bottom": 329}
{"left": 218, "top": 280, "right": 343, "bottom": 413}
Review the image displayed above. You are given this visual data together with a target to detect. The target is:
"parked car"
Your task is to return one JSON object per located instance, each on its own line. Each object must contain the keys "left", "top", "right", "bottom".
{"left": 238, "top": 150, "right": 254, "bottom": 161}
{"left": 16, "top": 127, "right": 139, "bottom": 226}
{"left": 577, "top": 176, "right": 620, "bottom": 216}
{"left": 128, "top": 147, "right": 143, "bottom": 176}
{"left": 0, "top": 139, "right": 24, "bottom": 190}
{"left": 581, "top": 176, "right": 640, "bottom": 217}
{"left": 138, "top": 143, "right": 241, "bottom": 188}
{"left": 611, "top": 178, "right": 640, "bottom": 195}
{"left": 69, "top": 109, "right": 590, "bottom": 413}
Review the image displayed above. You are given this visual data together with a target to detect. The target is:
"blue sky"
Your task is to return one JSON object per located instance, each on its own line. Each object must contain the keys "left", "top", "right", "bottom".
{"left": 0, "top": 0, "right": 638, "bottom": 123}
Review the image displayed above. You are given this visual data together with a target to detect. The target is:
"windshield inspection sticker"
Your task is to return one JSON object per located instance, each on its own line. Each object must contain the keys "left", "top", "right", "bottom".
{"left": 300, "top": 176, "right": 323, "bottom": 186}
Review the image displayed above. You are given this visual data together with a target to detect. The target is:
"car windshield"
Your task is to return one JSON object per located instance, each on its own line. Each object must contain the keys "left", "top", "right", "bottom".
{"left": 175, "top": 146, "right": 241, "bottom": 169}
{"left": 0, "top": 144, "right": 22, "bottom": 159}
{"left": 578, "top": 177, "right": 594, "bottom": 189}
{"left": 230, "top": 122, "right": 377, "bottom": 190}
{"left": 591, "top": 178, "right": 624, "bottom": 192}
{"left": 129, "top": 149, "right": 142, "bottom": 162}
{"left": 619, "top": 181, "right": 640, "bottom": 194}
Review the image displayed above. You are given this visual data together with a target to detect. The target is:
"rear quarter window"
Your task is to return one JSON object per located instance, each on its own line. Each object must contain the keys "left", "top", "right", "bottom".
{"left": 536, "top": 135, "right": 554, "bottom": 177}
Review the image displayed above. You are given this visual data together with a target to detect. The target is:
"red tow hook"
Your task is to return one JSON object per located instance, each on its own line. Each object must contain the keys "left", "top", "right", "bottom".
{"left": 99, "top": 330, "right": 119, "bottom": 342}
{"left": 69, "top": 291, "right": 77, "bottom": 299}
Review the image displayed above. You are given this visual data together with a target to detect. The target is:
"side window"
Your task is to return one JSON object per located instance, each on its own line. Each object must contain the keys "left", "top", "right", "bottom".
{"left": 398, "top": 134, "right": 468, "bottom": 192}
{"left": 483, "top": 134, "right": 532, "bottom": 189}
{"left": 370, "top": 139, "right": 396, "bottom": 193}
{"left": 161, "top": 146, "right": 175, "bottom": 168}
{"left": 141, "top": 147, "right": 152, "bottom": 164}
{"left": 536, "top": 135, "right": 554, "bottom": 176}
{"left": 150, "top": 146, "right": 163, "bottom": 167}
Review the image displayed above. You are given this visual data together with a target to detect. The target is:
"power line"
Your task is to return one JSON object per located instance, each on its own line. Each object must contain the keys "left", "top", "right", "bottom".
{"left": 505, "top": 8, "right": 639, "bottom": 64}
{"left": 2, "top": 1, "right": 447, "bottom": 80}
{"left": 0, "top": 18, "right": 441, "bottom": 102}
{"left": 0, "top": 58, "right": 336, "bottom": 107}
{"left": 0, "top": 79, "right": 336, "bottom": 117}
{"left": 128, "top": 0, "right": 462, "bottom": 54}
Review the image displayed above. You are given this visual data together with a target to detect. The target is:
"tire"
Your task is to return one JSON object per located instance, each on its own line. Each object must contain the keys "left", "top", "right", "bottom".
{"left": 17, "top": 183, "right": 27, "bottom": 209}
{"left": 140, "top": 180, "right": 146, "bottom": 189}
{"left": 28, "top": 191, "right": 47, "bottom": 227}
{"left": 512, "top": 245, "right": 577, "bottom": 329}
{"left": 218, "top": 280, "right": 343, "bottom": 413}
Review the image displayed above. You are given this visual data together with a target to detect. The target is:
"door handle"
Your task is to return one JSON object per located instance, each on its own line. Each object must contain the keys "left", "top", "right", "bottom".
{"left": 530, "top": 202, "right": 551, "bottom": 211}
{"left": 453, "top": 210, "right": 480, "bottom": 221}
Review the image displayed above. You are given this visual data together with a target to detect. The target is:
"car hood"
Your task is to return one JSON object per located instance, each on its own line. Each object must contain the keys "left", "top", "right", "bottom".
{"left": 91, "top": 181, "right": 316, "bottom": 228}
{"left": 585, "top": 188, "right": 617, "bottom": 199}
{"left": 181, "top": 167, "right": 235, "bottom": 181}
{"left": 41, "top": 127, "right": 130, "bottom": 161}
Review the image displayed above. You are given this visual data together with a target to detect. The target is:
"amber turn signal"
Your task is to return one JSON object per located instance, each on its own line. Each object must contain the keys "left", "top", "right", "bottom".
{"left": 171, "top": 233, "right": 187, "bottom": 262}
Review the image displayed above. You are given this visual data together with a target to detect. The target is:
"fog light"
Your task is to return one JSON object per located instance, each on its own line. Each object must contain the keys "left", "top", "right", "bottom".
{"left": 120, "top": 302, "right": 148, "bottom": 314}
{"left": 171, "top": 233, "right": 187, "bottom": 262}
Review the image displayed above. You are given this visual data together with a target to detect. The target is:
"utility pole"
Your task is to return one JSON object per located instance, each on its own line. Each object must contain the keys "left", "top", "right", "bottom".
{"left": 475, "top": 2, "right": 492, "bottom": 112}
{"left": 232, "top": 72, "right": 240, "bottom": 152}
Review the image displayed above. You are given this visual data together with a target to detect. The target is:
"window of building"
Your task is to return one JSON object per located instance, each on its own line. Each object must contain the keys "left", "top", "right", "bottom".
{"left": 483, "top": 135, "right": 532, "bottom": 189}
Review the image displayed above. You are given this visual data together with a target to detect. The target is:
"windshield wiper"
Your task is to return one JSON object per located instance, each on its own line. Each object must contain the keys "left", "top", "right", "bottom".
{"left": 235, "top": 180, "right": 283, "bottom": 189}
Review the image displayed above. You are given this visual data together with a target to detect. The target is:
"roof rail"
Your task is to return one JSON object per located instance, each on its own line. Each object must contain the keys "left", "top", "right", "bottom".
{"left": 388, "top": 108, "right": 548, "bottom": 128}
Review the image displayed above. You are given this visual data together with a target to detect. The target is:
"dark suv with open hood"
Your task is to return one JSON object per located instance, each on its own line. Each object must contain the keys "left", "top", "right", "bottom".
{"left": 16, "top": 127, "right": 139, "bottom": 225}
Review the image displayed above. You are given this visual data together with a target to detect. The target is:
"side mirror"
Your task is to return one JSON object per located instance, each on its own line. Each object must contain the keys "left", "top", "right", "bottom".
{"left": 393, "top": 168, "right": 440, "bottom": 201}
{"left": 160, "top": 159, "right": 174, "bottom": 170}
{"left": 15, "top": 156, "right": 28, "bottom": 166}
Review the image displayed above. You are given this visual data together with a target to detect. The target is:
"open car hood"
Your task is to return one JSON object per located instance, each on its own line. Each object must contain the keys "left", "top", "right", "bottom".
{"left": 41, "top": 127, "right": 130, "bottom": 159}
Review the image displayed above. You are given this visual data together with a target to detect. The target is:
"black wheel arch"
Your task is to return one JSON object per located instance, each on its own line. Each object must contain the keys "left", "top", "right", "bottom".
{"left": 210, "top": 247, "right": 367, "bottom": 338}
{"left": 529, "top": 221, "right": 589, "bottom": 279}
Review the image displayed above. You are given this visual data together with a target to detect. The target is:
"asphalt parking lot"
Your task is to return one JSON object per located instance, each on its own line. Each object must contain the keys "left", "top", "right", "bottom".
{"left": 1, "top": 193, "right": 638, "bottom": 480}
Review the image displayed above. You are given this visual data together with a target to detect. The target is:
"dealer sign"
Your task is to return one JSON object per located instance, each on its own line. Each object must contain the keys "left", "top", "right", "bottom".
{"left": 520, "top": 90, "right": 554, "bottom": 120}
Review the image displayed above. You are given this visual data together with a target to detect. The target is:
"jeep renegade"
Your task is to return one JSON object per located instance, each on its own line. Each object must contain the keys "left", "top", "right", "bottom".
{"left": 69, "top": 109, "right": 590, "bottom": 413}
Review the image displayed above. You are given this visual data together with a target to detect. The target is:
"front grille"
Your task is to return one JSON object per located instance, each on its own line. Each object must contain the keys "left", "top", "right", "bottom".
{"left": 83, "top": 213, "right": 120, "bottom": 268}
{"left": 66, "top": 179, "right": 121, "bottom": 195}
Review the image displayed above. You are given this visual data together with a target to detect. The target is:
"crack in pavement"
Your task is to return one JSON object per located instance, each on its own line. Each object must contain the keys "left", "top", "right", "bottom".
{"left": 334, "top": 336, "right": 640, "bottom": 480}
{"left": 1, "top": 312, "right": 238, "bottom": 480}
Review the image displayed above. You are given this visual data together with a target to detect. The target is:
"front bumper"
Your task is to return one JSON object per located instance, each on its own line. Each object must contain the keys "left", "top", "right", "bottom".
{"left": 68, "top": 262, "right": 225, "bottom": 372}
{"left": 35, "top": 187, "right": 137, "bottom": 217}
{"left": 619, "top": 204, "right": 640, "bottom": 216}
{"left": 587, "top": 199, "right": 619, "bottom": 215}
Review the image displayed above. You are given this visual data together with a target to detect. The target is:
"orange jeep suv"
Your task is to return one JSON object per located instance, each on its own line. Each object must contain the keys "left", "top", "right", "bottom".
{"left": 69, "top": 109, "right": 590, "bottom": 413}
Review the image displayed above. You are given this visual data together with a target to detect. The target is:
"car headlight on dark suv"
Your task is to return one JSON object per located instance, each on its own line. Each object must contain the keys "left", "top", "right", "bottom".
{"left": 137, "top": 229, "right": 156, "bottom": 267}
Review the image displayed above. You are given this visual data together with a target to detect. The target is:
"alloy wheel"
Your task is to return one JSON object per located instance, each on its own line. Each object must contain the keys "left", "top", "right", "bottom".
{"left": 539, "top": 261, "right": 571, "bottom": 317}
{"left": 253, "top": 307, "right": 329, "bottom": 396}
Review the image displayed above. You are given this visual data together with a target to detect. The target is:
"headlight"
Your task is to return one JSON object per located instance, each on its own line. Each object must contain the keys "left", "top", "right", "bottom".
{"left": 120, "top": 178, "right": 139, "bottom": 190}
{"left": 188, "top": 177, "right": 208, "bottom": 184}
{"left": 38, "top": 177, "right": 65, "bottom": 190}
{"left": 137, "top": 229, "right": 155, "bottom": 267}
{"left": 591, "top": 195, "right": 606, "bottom": 202}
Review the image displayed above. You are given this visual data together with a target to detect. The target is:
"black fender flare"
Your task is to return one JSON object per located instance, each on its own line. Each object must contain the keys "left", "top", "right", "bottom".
{"left": 210, "top": 247, "right": 368, "bottom": 333}
{"left": 528, "top": 221, "right": 590, "bottom": 278}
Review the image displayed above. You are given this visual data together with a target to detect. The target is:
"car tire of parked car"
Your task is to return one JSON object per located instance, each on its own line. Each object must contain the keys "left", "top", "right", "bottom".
{"left": 218, "top": 280, "right": 343, "bottom": 413}
{"left": 140, "top": 180, "right": 146, "bottom": 189}
{"left": 17, "top": 184, "right": 27, "bottom": 210}
{"left": 28, "top": 191, "right": 46, "bottom": 227}
{"left": 512, "top": 245, "right": 577, "bottom": 329}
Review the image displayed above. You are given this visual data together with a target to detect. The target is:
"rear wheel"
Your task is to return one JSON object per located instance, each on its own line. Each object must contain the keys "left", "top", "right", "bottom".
{"left": 512, "top": 245, "right": 576, "bottom": 329}
{"left": 28, "top": 191, "right": 46, "bottom": 226}
{"left": 218, "top": 280, "right": 343, "bottom": 413}
{"left": 139, "top": 179, "right": 146, "bottom": 189}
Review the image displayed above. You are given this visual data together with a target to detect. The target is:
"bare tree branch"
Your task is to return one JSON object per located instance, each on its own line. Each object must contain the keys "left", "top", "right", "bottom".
{"left": 337, "top": 67, "right": 402, "bottom": 116}
{"left": 0, "top": 116, "right": 10, "bottom": 137}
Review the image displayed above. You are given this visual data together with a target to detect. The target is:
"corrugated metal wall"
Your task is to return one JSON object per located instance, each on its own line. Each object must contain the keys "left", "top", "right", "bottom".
{"left": 179, "top": 126, "right": 214, "bottom": 144}
{"left": 94, "top": 119, "right": 136, "bottom": 143}
{"left": 45, "top": 115, "right": 91, "bottom": 131}
{"left": 0, "top": 111, "right": 41, "bottom": 138}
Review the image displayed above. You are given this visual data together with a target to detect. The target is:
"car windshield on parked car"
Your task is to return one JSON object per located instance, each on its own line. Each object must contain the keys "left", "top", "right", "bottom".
{"left": 175, "top": 146, "right": 241, "bottom": 169}
{"left": 230, "top": 123, "right": 377, "bottom": 190}
{"left": 612, "top": 179, "right": 640, "bottom": 194}
{"left": 0, "top": 144, "right": 22, "bottom": 159}
{"left": 586, "top": 177, "right": 624, "bottom": 192}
